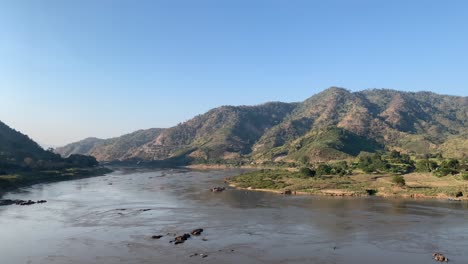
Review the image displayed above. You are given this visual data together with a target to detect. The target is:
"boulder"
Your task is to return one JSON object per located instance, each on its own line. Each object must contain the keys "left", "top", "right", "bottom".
{"left": 173, "top": 233, "right": 191, "bottom": 245}
{"left": 211, "top": 187, "right": 226, "bottom": 193}
{"left": 191, "top": 228, "right": 204, "bottom": 236}
{"left": 432, "top": 253, "right": 448, "bottom": 262}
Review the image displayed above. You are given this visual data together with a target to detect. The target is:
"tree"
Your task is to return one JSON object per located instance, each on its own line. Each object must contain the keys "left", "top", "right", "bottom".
{"left": 357, "top": 152, "right": 388, "bottom": 173}
{"left": 415, "top": 159, "right": 438, "bottom": 172}
{"left": 316, "top": 164, "right": 332, "bottom": 176}
{"left": 433, "top": 158, "right": 460, "bottom": 177}
{"left": 441, "top": 159, "right": 459, "bottom": 169}
{"left": 299, "top": 167, "right": 315, "bottom": 177}
{"left": 392, "top": 175, "right": 406, "bottom": 186}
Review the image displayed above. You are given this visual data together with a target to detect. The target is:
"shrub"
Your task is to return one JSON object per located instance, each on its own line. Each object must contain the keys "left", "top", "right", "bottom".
{"left": 415, "top": 159, "right": 438, "bottom": 172}
{"left": 392, "top": 175, "right": 406, "bottom": 186}
{"left": 441, "top": 159, "right": 459, "bottom": 169}
{"left": 316, "top": 164, "right": 332, "bottom": 176}
{"left": 433, "top": 167, "right": 454, "bottom": 177}
{"left": 299, "top": 167, "right": 315, "bottom": 177}
{"left": 357, "top": 152, "right": 388, "bottom": 173}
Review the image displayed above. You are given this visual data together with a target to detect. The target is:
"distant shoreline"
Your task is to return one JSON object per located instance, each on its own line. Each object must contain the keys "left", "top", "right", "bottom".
{"left": 228, "top": 182, "right": 468, "bottom": 201}
{"left": 0, "top": 167, "right": 112, "bottom": 198}
{"left": 228, "top": 170, "right": 468, "bottom": 201}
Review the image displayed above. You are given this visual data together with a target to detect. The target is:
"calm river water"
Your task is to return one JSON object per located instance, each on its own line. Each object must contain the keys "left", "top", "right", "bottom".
{"left": 0, "top": 168, "right": 467, "bottom": 264}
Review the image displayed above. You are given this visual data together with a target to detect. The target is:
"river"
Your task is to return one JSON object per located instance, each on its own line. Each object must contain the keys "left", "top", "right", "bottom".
{"left": 0, "top": 168, "right": 467, "bottom": 263}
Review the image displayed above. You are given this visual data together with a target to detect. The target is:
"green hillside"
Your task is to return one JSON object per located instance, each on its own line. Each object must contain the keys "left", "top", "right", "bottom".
{"left": 56, "top": 88, "right": 467, "bottom": 166}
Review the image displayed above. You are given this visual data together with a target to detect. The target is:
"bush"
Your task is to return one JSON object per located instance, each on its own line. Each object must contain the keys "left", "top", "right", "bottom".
{"left": 357, "top": 152, "right": 388, "bottom": 173}
{"left": 392, "top": 175, "right": 406, "bottom": 186}
{"left": 316, "top": 164, "right": 332, "bottom": 176}
{"left": 415, "top": 159, "right": 438, "bottom": 172}
{"left": 433, "top": 167, "right": 454, "bottom": 177}
{"left": 299, "top": 167, "right": 315, "bottom": 177}
{"left": 441, "top": 159, "right": 459, "bottom": 169}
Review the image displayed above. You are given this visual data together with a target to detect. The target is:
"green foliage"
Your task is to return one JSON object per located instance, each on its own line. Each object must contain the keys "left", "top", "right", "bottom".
{"left": 462, "top": 173, "right": 468, "bottom": 181}
{"left": 441, "top": 159, "right": 459, "bottom": 169}
{"left": 285, "top": 127, "right": 383, "bottom": 163}
{"left": 415, "top": 159, "right": 438, "bottom": 172}
{"left": 356, "top": 151, "right": 415, "bottom": 174}
{"left": 299, "top": 167, "right": 315, "bottom": 177}
{"left": 357, "top": 152, "right": 389, "bottom": 173}
{"left": 330, "top": 161, "right": 350, "bottom": 176}
{"left": 231, "top": 170, "right": 290, "bottom": 189}
{"left": 433, "top": 168, "right": 454, "bottom": 177}
{"left": 316, "top": 164, "right": 332, "bottom": 176}
{"left": 392, "top": 175, "right": 406, "bottom": 186}
{"left": 433, "top": 158, "right": 460, "bottom": 177}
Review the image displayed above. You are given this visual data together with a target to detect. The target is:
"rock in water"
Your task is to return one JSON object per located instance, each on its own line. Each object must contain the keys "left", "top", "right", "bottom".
{"left": 211, "top": 187, "right": 225, "bottom": 192}
{"left": 432, "top": 253, "right": 449, "bottom": 262}
{"left": 173, "top": 233, "right": 191, "bottom": 245}
{"left": 191, "top": 228, "right": 204, "bottom": 236}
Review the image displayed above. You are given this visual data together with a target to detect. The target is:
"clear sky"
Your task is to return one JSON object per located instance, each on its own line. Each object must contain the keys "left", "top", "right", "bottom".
{"left": 0, "top": 0, "right": 467, "bottom": 146}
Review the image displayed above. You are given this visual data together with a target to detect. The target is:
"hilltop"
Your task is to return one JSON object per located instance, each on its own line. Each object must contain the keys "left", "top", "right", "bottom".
{"left": 56, "top": 87, "right": 467, "bottom": 166}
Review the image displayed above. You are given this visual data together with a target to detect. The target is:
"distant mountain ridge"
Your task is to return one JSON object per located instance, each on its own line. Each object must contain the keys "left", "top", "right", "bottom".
{"left": 55, "top": 88, "right": 468, "bottom": 164}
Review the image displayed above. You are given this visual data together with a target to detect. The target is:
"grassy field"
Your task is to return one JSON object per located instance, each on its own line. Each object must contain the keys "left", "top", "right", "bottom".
{"left": 230, "top": 169, "right": 468, "bottom": 199}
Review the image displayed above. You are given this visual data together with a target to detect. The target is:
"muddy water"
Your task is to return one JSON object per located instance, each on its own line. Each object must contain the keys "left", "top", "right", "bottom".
{"left": 0, "top": 168, "right": 467, "bottom": 264}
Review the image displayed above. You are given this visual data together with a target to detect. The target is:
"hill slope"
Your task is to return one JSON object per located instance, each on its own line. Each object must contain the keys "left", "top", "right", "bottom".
{"left": 55, "top": 128, "right": 165, "bottom": 161}
{"left": 0, "top": 121, "right": 111, "bottom": 196}
{"left": 56, "top": 88, "right": 468, "bottom": 164}
{"left": 0, "top": 121, "right": 61, "bottom": 169}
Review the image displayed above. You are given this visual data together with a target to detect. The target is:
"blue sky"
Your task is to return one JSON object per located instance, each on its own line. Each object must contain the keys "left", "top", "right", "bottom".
{"left": 0, "top": 0, "right": 467, "bottom": 146}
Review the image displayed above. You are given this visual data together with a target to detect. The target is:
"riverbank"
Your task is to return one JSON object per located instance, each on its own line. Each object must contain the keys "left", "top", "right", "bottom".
{"left": 0, "top": 166, "right": 112, "bottom": 198}
{"left": 228, "top": 170, "right": 468, "bottom": 200}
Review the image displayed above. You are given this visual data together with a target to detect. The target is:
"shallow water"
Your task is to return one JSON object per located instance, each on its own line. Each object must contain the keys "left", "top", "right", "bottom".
{"left": 0, "top": 168, "right": 467, "bottom": 264}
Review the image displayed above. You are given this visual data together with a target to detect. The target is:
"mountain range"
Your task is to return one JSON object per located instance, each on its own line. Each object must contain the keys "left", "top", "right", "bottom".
{"left": 55, "top": 87, "right": 468, "bottom": 165}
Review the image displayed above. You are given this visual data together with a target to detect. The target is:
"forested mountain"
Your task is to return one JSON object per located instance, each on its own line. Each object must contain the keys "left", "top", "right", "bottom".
{"left": 56, "top": 88, "right": 468, "bottom": 165}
